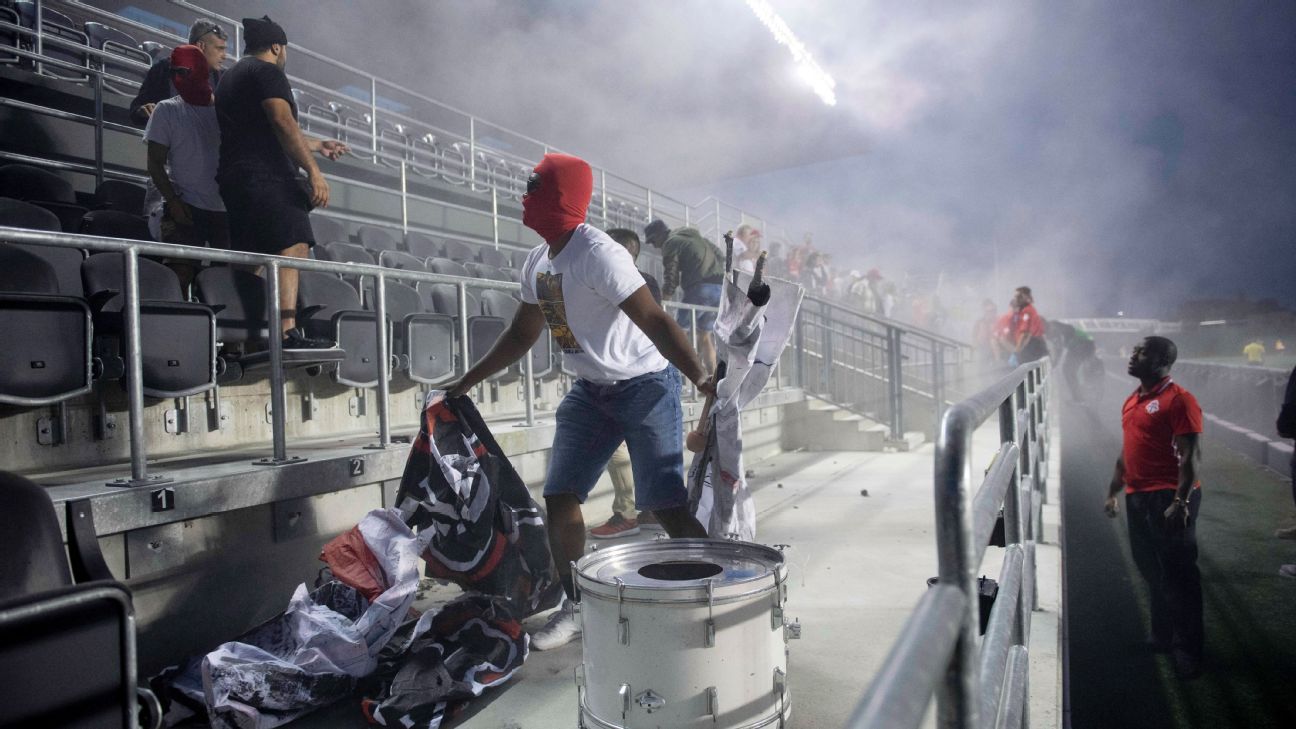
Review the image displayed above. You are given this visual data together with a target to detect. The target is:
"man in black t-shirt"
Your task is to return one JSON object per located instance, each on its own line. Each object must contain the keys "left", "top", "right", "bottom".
{"left": 215, "top": 16, "right": 348, "bottom": 348}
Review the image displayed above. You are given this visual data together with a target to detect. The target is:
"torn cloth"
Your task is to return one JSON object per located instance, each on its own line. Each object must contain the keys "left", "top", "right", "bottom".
{"left": 360, "top": 594, "right": 529, "bottom": 728}
{"left": 395, "top": 392, "right": 561, "bottom": 618}
{"left": 154, "top": 509, "right": 430, "bottom": 729}
{"left": 689, "top": 273, "right": 804, "bottom": 540}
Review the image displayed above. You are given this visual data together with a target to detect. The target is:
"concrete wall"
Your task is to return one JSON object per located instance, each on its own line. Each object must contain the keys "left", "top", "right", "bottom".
{"left": 85, "top": 388, "right": 806, "bottom": 674}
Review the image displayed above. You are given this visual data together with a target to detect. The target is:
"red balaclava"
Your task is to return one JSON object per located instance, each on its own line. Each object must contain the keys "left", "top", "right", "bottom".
{"left": 522, "top": 153, "right": 593, "bottom": 242}
{"left": 170, "top": 45, "right": 212, "bottom": 106}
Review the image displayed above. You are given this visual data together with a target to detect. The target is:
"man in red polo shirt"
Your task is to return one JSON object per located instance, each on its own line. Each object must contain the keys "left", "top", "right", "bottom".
{"left": 1104, "top": 335, "right": 1204, "bottom": 678}
{"left": 1009, "top": 286, "right": 1048, "bottom": 365}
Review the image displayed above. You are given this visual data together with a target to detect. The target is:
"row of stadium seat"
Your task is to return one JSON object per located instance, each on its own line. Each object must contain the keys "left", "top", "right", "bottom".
{"left": 0, "top": 195, "right": 560, "bottom": 407}
{"left": 1, "top": 0, "right": 153, "bottom": 94}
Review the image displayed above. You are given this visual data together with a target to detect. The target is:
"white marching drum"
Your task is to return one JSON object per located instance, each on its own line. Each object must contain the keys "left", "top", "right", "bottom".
{"left": 574, "top": 539, "right": 795, "bottom": 729}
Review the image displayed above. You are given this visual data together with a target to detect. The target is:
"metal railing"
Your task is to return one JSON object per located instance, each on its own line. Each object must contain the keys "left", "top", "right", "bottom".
{"left": 849, "top": 359, "right": 1051, "bottom": 729}
{"left": 0, "top": 225, "right": 723, "bottom": 485}
{"left": 1174, "top": 360, "right": 1289, "bottom": 440}
{"left": 797, "top": 295, "right": 972, "bottom": 438}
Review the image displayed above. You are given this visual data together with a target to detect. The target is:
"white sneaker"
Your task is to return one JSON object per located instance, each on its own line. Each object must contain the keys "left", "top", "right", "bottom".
{"left": 531, "top": 599, "right": 582, "bottom": 650}
{"left": 1280, "top": 564, "right": 1296, "bottom": 579}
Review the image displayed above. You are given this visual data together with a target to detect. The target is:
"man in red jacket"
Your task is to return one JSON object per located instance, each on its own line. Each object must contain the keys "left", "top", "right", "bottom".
{"left": 1104, "top": 336, "right": 1204, "bottom": 678}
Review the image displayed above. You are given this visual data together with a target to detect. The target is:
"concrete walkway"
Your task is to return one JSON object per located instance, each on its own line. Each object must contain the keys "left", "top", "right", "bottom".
{"left": 302, "top": 424, "right": 1063, "bottom": 728}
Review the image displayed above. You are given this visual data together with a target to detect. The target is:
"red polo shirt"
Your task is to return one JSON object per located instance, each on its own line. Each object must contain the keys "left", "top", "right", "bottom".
{"left": 1013, "top": 304, "right": 1045, "bottom": 338}
{"left": 1121, "top": 377, "right": 1203, "bottom": 494}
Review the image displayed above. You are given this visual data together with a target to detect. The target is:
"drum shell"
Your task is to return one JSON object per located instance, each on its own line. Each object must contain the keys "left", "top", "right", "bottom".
{"left": 575, "top": 540, "right": 791, "bottom": 729}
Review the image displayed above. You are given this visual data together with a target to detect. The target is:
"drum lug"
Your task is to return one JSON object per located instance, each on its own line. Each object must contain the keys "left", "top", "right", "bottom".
{"left": 620, "top": 682, "right": 632, "bottom": 720}
{"left": 707, "top": 685, "right": 718, "bottom": 721}
{"left": 772, "top": 605, "right": 784, "bottom": 630}
{"left": 705, "top": 579, "right": 717, "bottom": 647}
{"left": 785, "top": 618, "right": 802, "bottom": 640}
{"left": 635, "top": 689, "right": 666, "bottom": 713}
{"left": 773, "top": 667, "right": 787, "bottom": 697}
{"left": 616, "top": 577, "right": 629, "bottom": 645}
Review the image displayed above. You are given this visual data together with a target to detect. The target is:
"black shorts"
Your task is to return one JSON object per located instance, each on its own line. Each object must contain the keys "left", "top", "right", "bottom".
{"left": 159, "top": 203, "right": 230, "bottom": 249}
{"left": 219, "top": 174, "right": 315, "bottom": 255}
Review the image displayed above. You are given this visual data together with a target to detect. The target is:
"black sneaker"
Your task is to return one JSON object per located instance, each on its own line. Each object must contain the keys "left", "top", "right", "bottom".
{"left": 283, "top": 327, "right": 335, "bottom": 350}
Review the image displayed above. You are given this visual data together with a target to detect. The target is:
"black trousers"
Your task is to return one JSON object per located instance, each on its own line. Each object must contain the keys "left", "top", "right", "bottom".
{"left": 1126, "top": 488, "right": 1203, "bottom": 658}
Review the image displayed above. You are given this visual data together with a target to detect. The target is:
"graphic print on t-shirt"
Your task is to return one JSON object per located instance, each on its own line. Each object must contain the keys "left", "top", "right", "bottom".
{"left": 535, "top": 271, "right": 582, "bottom": 353}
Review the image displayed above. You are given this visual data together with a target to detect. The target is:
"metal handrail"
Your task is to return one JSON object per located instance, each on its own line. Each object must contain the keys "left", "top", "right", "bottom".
{"left": 0, "top": 225, "right": 720, "bottom": 485}
{"left": 850, "top": 359, "right": 1050, "bottom": 729}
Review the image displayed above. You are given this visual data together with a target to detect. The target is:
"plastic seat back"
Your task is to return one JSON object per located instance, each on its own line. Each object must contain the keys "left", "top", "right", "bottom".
{"left": 194, "top": 267, "right": 269, "bottom": 344}
{"left": 356, "top": 225, "right": 402, "bottom": 252}
{"left": 79, "top": 210, "right": 151, "bottom": 241}
{"left": 0, "top": 164, "right": 75, "bottom": 204}
{"left": 477, "top": 247, "right": 509, "bottom": 268}
{"left": 378, "top": 250, "right": 427, "bottom": 272}
{"left": 440, "top": 238, "right": 474, "bottom": 263}
{"left": 309, "top": 214, "right": 347, "bottom": 246}
{"left": 404, "top": 231, "right": 442, "bottom": 260}
{"left": 427, "top": 257, "right": 469, "bottom": 278}
{"left": 90, "top": 180, "right": 147, "bottom": 214}
{"left": 0, "top": 245, "right": 91, "bottom": 404}
{"left": 84, "top": 22, "right": 150, "bottom": 92}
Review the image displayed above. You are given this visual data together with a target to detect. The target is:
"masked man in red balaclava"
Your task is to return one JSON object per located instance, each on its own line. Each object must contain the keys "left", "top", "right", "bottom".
{"left": 448, "top": 152, "right": 714, "bottom": 650}
{"left": 143, "top": 44, "right": 230, "bottom": 286}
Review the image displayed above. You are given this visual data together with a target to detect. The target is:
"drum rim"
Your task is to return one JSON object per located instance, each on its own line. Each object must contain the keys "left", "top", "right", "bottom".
{"left": 574, "top": 538, "right": 787, "bottom": 600}
{"left": 579, "top": 690, "right": 792, "bottom": 729}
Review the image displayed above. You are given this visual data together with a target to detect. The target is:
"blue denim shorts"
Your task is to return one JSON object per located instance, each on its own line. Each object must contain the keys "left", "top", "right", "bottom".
{"left": 544, "top": 367, "right": 686, "bottom": 511}
{"left": 675, "top": 282, "right": 722, "bottom": 332}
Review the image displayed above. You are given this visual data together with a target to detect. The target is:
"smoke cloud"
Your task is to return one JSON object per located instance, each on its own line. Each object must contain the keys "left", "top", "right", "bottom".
{"left": 164, "top": 0, "right": 1296, "bottom": 317}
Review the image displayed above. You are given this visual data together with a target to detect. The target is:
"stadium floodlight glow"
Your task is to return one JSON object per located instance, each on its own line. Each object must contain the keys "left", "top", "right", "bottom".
{"left": 744, "top": 0, "right": 837, "bottom": 106}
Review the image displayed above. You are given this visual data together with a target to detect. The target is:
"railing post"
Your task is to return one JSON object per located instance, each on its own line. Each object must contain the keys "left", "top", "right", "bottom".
{"left": 933, "top": 344, "right": 946, "bottom": 427}
{"left": 255, "top": 260, "right": 301, "bottom": 466}
{"left": 1000, "top": 398, "right": 1027, "bottom": 649}
{"left": 522, "top": 345, "right": 536, "bottom": 427}
{"left": 689, "top": 307, "right": 699, "bottom": 401}
{"left": 34, "top": 0, "right": 42, "bottom": 75}
{"left": 468, "top": 117, "right": 476, "bottom": 188}
{"left": 821, "top": 299, "right": 835, "bottom": 399}
{"left": 491, "top": 184, "right": 500, "bottom": 249}
{"left": 887, "top": 326, "right": 905, "bottom": 440}
{"left": 601, "top": 169, "right": 609, "bottom": 229}
{"left": 714, "top": 199, "right": 721, "bottom": 241}
{"left": 369, "top": 77, "right": 378, "bottom": 164}
{"left": 399, "top": 161, "right": 408, "bottom": 234}
{"left": 457, "top": 281, "right": 470, "bottom": 378}
{"left": 934, "top": 407, "right": 979, "bottom": 729}
{"left": 367, "top": 272, "right": 391, "bottom": 449}
{"left": 794, "top": 311, "right": 805, "bottom": 389}
{"left": 93, "top": 72, "right": 104, "bottom": 188}
{"left": 647, "top": 188, "right": 654, "bottom": 222}
{"left": 109, "top": 247, "right": 170, "bottom": 486}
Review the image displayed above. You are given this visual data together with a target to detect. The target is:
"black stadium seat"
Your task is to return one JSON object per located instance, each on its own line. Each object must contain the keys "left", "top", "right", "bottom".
{"left": 193, "top": 267, "right": 344, "bottom": 379}
{"left": 81, "top": 253, "right": 216, "bottom": 397}
{"left": 84, "top": 21, "right": 150, "bottom": 95}
{"left": 0, "top": 200, "right": 87, "bottom": 295}
{"left": 90, "top": 180, "right": 147, "bottom": 214}
{"left": 292, "top": 88, "right": 340, "bottom": 137}
{"left": 0, "top": 471, "right": 163, "bottom": 729}
{"left": 363, "top": 280, "right": 454, "bottom": 385}
{"left": 355, "top": 224, "right": 401, "bottom": 252}
{"left": 0, "top": 195, "right": 62, "bottom": 230}
{"left": 427, "top": 257, "right": 469, "bottom": 278}
{"left": 420, "top": 281, "right": 475, "bottom": 320}
{"left": 0, "top": 243, "right": 92, "bottom": 405}
{"left": 80, "top": 209, "right": 151, "bottom": 240}
{"left": 297, "top": 271, "right": 383, "bottom": 388}
{"left": 1, "top": 6, "right": 20, "bottom": 66}
{"left": 405, "top": 231, "right": 442, "bottom": 261}
{"left": 14, "top": 2, "right": 89, "bottom": 83}
{"left": 465, "top": 261, "right": 507, "bottom": 281}
{"left": 140, "top": 40, "right": 167, "bottom": 63}
{"left": 310, "top": 214, "right": 347, "bottom": 246}
{"left": 317, "top": 241, "right": 374, "bottom": 292}
{"left": 511, "top": 248, "right": 531, "bottom": 269}
{"left": 0, "top": 164, "right": 76, "bottom": 205}
{"left": 440, "top": 238, "right": 474, "bottom": 262}
{"left": 477, "top": 247, "right": 510, "bottom": 268}
{"left": 377, "top": 249, "right": 426, "bottom": 272}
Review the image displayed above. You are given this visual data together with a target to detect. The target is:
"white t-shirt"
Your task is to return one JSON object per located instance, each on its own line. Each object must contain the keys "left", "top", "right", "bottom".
{"left": 142, "top": 96, "right": 225, "bottom": 212}
{"left": 519, "top": 224, "right": 667, "bottom": 383}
